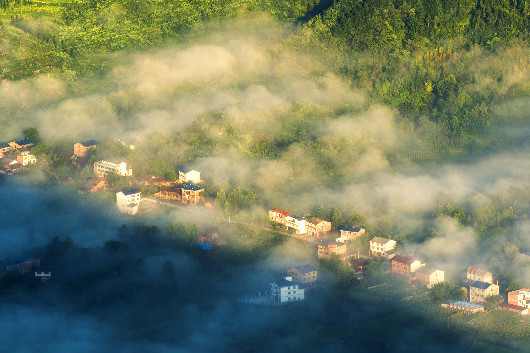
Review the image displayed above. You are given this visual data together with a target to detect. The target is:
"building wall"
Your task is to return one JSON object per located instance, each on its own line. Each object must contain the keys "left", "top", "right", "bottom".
{"left": 467, "top": 268, "right": 493, "bottom": 284}
{"left": 392, "top": 261, "right": 410, "bottom": 276}
{"left": 470, "top": 284, "right": 500, "bottom": 303}
{"left": 179, "top": 170, "right": 201, "bottom": 183}
{"left": 286, "top": 269, "right": 317, "bottom": 284}
{"left": 370, "top": 239, "right": 397, "bottom": 256}
{"left": 94, "top": 161, "right": 132, "bottom": 178}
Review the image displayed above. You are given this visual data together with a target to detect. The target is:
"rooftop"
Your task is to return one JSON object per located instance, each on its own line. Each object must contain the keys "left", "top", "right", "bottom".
{"left": 392, "top": 255, "right": 415, "bottom": 265}
{"left": 0, "top": 254, "right": 37, "bottom": 267}
{"left": 196, "top": 242, "right": 214, "bottom": 251}
{"left": 307, "top": 217, "right": 326, "bottom": 225}
{"left": 470, "top": 281, "right": 495, "bottom": 290}
{"left": 180, "top": 166, "right": 196, "bottom": 173}
{"left": 122, "top": 188, "right": 141, "bottom": 196}
{"left": 0, "top": 142, "right": 9, "bottom": 149}
{"left": 275, "top": 279, "right": 298, "bottom": 288}
{"left": 445, "top": 300, "right": 484, "bottom": 309}
{"left": 292, "top": 264, "right": 316, "bottom": 274}
{"left": 320, "top": 241, "right": 345, "bottom": 247}
{"left": 182, "top": 184, "right": 203, "bottom": 191}
{"left": 81, "top": 139, "right": 99, "bottom": 147}
{"left": 340, "top": 226, "right": 362, "bottom": 232}
{"left": 15, "top": 138, "right": 34, "bottom": 146}
{"left": 370, "top": 236, "right": 394, "bottom": 245}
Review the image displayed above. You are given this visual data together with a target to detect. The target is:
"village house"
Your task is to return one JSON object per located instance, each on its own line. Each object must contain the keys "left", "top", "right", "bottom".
{"left": 469, "top": 281, "right": 500, "bottom": 303}
{"left": 270, "top": 276, "right": 305, "bottom": 303}
{"left": 179, "top": 167, "right": 201, "bottom": 184}
{"left": 0, "top": 255, "right": 40, "bottom": 275}
{"left": 467, "top": 267, "right": 493, "bottom": 284}
{"left": 116, "top": 188, "right": 141, "bottom": 215}
{"left": 506, "top": 289, "right": 530, "bottom": 315}
{"left": 285, "top": 215, "right": 307, "bottom": 234}
{"left": 317, "top": 241, "right": 347, "bottom": 259}
{"left": 181, "top": 184, "right": 204, "bottom": 205}
{"left": 9, "top": 139, "right": 34, "bottom": 150}
{"left": 0, "top": 142, "right": 10, "bottom": 158}
{"left": 369, "top": 237, "right": 397, "bottom": 258}
{"left": 391, "top": 255, "right": 424, "bottom": 277}
{"left": 286, "top": 264, "right": 318, "bottom": 286}
{"left": 338, "top": 226, "right": 365, "bottom": 240}
{"left": 0, "top": 159, "right": 23, "bottom": 175}
{"left": 155, "top": 187, "right": 181, "bottom": 200}
{"left": 306, "top": 217, "right": 332, "bottom": 237}
{"left": 441, "top": 300, "right": 484, "bottom": 314}
{"left": 16, "top": 148, "right": 37, "bottom": 166}
{"left": 94, "top": 160, "right": 133, "bottom": 178}
{"left": 73, "top": 140, "right": 98, "bottom": 158}
{"left": 414, "top": 267, "right": 445, "bottom": 288}
{"left": 268, "top": 209, "right": 293, "bottom": 224}
{"left": 78, "top": 178, "right": 108, "bottom": 194}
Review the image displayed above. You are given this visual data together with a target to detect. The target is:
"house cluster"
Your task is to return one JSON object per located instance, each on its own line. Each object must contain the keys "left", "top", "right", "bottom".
{"left": 270, "top": 264, "right": 317, "bottom": 304}
{"left": 0, "top": 138, "right": 37, "bottom": 175}
{"left": 70, "top": 138, "right": 206, "bottom": 213}
{"left": 269, "top": 209, "right": 333, "bottom": 237}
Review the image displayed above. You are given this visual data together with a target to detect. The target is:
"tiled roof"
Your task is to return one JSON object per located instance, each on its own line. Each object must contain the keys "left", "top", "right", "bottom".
{"left": 370, "top": 236, "right": 393, "bottom": 245}
{"left": 81, "top": 140, "right": 99, "bottom": 147}
{"left": 0, "top": 142, "right": 9, "bottom": 149}
{"left": 392, "top": 255, "right": 415, "bottom": 265}
{"left": 122, "top": 188, "right": 140, "bottom": 196}
{"left": 182, "top": 184, "right": 203, "bottom": 191}
{"left": 470, "top": 281, "right": 494, "bottom": 290}
{"left": 15, "top": 139, "right": 34, "bottom": 146}
{"left": 340, "top": 226, "right": 362, "bottom": 232}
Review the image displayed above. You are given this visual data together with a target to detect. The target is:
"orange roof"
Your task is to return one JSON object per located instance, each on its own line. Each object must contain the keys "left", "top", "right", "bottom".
{"left": 270, "top": 209, "right": 292, "bottom": 216}
{"left": 392, "top": 255, "right": 415, "bottom": 265}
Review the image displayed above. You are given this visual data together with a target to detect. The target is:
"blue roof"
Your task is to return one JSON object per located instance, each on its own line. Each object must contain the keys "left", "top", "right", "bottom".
{"left": 81, "top": 140, "right": 99, "bottom": 147}
{"left": 180, "top": 166, "right": 193, "bottom": 173}
{"left": 196, "top": 242, "right": 214, "bottom": 251}
{"left": 15, "top": 139, "right": 34, "bottom": 145}
{"left": 122, "top": 188, "right": 140, "bottom": 196}
{"left": 182, "top": 184, "right": 203, "bottom": 191}
{"left": 0, "top": 142, "right": 9, "bottom": 149}
{"left": 445, "top": 300, "right": 483, "bottom": 309}
{"left": 340, "top": 226, "right": 362, "bottom": 232}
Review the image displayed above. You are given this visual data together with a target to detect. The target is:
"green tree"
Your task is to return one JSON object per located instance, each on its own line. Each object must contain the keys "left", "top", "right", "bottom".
{"left": 23, "top": 127, "right": 40, "bottom": 143}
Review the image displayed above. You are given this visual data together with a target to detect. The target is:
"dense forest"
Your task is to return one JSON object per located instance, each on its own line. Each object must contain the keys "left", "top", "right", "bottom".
{"left": 1, "top": 0, "right": 529, "bottom": 152}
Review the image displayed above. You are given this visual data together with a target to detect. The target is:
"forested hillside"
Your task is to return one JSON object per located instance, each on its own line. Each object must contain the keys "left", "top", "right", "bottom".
{"left": 0, "top": 0, "right": 529, "bottom": 153}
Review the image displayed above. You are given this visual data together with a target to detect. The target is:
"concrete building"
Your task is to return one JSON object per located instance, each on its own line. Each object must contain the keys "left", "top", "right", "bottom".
{"left": 179, "top": 167, "right": 201, "bottom": 183}
{"left": 285, "top": 215, "right": 307, "bottom": 234}
{"left": 504, "top": 303, "right": 529, "bottom": 315}
{"left": 317, "top": 241, "right": 347, "bottom": 259}
{"left": 469, "top": 281, "right": 499, "bottom": 303}
{"left": 94, "top": 160, "right": 133, "bottom": 178}
{"left": 116, "top": 188, "right": 141, "bottom": 215}
{"left": 391, "top": 255, "right": 424, "bottom": 277}
{"left": 369, "top": 237, "right": 397, "bottom": 258}
{"left": 467, "top": 267, "right": 493, "bottom": 284}
{"left": 414, "top": 267, "right": 445, "bottom": 288}
{"left": 441, "top": 300, "right": 484, "bottom": 314}
{"left": 16, "top": 148, "right": 37, "bottom": 166}
{"left": 306, "top": 217, "right": 332, "bottom": 237}
{"left": 74, "top": 140, "right": 98, "bottom": 158}
{"left": 270, "top": 276, "right": 305, "bottom": 303}
{"left": 507, "top": 289, "right": 530, "bottom": 309}
{"left": 181, "top": 184, "right": 204, "bottom": 205}
{"left": 286, "top": 264, "right": 317, "bottom": 285}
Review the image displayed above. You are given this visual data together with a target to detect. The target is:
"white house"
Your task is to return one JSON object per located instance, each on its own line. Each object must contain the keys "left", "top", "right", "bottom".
{"left": 270, "top": 276, "right": 305, "bottom": 303}
{"left": 116, "top": 188, "right": 141, "bottom": 215}
{"left": 337, "top": 226, "right": 365, "bottom": 242}
{"left": 95, "top": 160, "right": 133, "bottom": 178}
{"left": 284, "top": 215, "right": 307, "bottom": 234}
{"left": 179, "top": 167, "right": 201, "bottom": 183}
{"left": 369, "top": 237, "right": 397, "bottom": 258}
